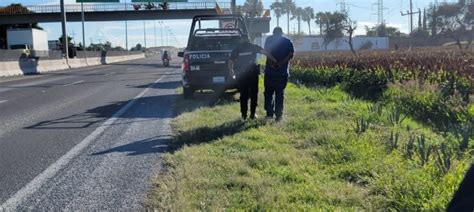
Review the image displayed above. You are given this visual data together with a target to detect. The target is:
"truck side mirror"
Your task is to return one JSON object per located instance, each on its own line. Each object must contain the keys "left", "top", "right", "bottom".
{"left": 177, "top": 52, "right": 184, "bottom": 57}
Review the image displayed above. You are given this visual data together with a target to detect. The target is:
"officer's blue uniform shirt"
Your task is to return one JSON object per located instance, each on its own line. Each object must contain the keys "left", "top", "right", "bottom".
{"left": 264, "top": 35, "right": 294, "bottom": 77}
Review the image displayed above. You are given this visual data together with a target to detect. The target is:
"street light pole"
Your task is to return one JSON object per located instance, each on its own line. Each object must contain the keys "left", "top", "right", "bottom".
{"left": 154, "top": 20, "right": 157, "bottom": 48}
{"left": 81, "top": 2, "right": 86, "bottom": 53}
{"left": 60, "top": 0, "right": 69, "bottom": 59}
{"left": 143, "top": 20, "right": 147, "bottom": 49}
{"left": 160, "top": 21, "right": 163, "bottom": 46}
{"left": 125, "top": 1, "right": 128, "bottom": 51}
{"left": 166, "top": 26, "right": 169, "bottom": 46}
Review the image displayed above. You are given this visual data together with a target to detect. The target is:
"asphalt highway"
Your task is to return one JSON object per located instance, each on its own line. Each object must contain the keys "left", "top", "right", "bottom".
{"left": 0, "top": 57, "right": 181, "bottom": 210}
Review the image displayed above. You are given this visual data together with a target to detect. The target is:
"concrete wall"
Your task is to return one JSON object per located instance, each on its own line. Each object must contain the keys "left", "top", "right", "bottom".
{"left": 0, "top": 50, "right": 144, "bottom": 61}
{"left": 256, "top": 35, "right": 389, "bottom": 52}
{"left": 389, "top": 37, "right": 453, "bottom": 48}
{"left": 0, "top": 52, "right": 145, "bottom": 78}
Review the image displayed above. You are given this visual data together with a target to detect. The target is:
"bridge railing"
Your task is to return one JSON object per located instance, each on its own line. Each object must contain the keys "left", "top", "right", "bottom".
{"left": 0, "top": 2, "right": 230, "bottom": 14}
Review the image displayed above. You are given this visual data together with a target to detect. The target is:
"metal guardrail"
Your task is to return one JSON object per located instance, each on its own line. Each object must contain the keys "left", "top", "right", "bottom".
{"left": 0, "top": 2, "right": 230, "bottom": 14}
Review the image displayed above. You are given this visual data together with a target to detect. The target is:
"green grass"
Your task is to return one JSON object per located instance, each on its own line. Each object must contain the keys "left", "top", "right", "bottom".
{"left": 147, "top": 79, "right": 470, "bottom": 210}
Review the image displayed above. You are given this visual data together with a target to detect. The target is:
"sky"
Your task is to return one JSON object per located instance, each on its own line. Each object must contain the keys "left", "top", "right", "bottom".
{"left": 1, "top": 0, "right": 458, "bottom": 49}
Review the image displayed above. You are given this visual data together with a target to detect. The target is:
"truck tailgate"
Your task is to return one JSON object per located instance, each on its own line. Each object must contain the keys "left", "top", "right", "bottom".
{"left": 187, "top": 51, "right": 231, "bottom": 71}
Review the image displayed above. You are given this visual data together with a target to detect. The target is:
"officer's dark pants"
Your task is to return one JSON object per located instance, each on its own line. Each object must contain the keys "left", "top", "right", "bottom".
{"left": 264, "top": 76, "right": 288, "bottom": 118}
{"left": 238, "top": 72, "right": 259, "bottom": 116}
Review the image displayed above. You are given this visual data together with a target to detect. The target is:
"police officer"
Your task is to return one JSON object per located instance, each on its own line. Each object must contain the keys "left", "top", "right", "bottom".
{"left": 263, "top": 27, "right": 295, "bottom": 122}
{"left": 229, "top": 36, "right": 277, "bottom": 120}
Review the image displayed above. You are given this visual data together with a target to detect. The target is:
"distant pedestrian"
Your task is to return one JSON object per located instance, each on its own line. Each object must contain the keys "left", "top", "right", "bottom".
{"left": 229, "top": 36, "right": 277, "bottom": 120}
{"left": 263, "top": 27, "right": 294, "bottom": 122}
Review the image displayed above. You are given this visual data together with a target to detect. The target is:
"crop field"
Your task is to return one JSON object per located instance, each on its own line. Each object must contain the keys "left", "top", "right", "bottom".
{"left": 294, "top": 48, "right": 473, "bottom": 80}
{"left": 149, "top": 47, "right": 473, "bottom": 210}
{"left": 292, "top": 48, "right": 473, "bottom": 127}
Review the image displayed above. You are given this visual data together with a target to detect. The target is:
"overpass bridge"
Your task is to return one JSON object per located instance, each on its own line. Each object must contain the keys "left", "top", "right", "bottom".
{"left": 0, "top": 2, "right": 270, "bottom": 33}
{"left": 0, "top": 2, "right": 229, "bottom": 25}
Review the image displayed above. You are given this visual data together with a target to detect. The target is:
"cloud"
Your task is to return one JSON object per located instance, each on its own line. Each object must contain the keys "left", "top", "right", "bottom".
{"left": 353, "top": 21, "right": 409, "bottom": 35}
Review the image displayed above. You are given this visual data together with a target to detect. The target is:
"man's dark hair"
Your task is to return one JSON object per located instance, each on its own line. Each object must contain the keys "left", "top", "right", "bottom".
{"left": 273, "top": 27, "right": 283, "bottom": 35}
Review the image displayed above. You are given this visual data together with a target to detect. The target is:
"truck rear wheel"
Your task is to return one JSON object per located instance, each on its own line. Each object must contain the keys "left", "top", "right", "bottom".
{"left": 183, "top": 87, "right": 194, "bottom": 99}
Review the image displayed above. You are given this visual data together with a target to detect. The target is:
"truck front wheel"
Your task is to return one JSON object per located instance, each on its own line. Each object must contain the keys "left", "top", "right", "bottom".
{"left": 183, "top": 87, "right": 194, "bottom": 99}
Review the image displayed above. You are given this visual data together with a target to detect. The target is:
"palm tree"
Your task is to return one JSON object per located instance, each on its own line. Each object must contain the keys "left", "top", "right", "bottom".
{"left": 241, "top": 0, "right": 264, "bottom": 17}
{"left": 270, "top": 1, "right": 283, "bottom": 27}
{"left": 315, "top": 12, "right": 327, "bottom": 36}
{"left": 302, "top": 7, "right": 315, "bottom": 35}
{"left": 281, "top": 0, "right": 296, "bottom": 34}
{"left": 291, "top": 7, "right": 304, "bottom": 34}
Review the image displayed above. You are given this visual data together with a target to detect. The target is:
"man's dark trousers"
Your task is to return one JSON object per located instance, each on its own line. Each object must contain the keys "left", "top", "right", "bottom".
{"left": 264, "top": 76, "right": 288, "bottom": 119}
{"left": 238, "top": 71, "right": 259, "bottom": 117}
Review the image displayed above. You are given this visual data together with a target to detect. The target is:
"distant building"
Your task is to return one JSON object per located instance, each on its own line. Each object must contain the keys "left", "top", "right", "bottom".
{"left": 48, "top": 40, "right": 61, "bottom": 50}
{"left": 256, "top": 35, "right": 389, "bottom": 52}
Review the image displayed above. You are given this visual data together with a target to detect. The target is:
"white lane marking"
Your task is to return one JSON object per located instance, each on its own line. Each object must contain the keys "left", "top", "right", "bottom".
{"left": 0, "top": 75, "right": 45, "bottom": 84}
{"left": 0, "top": 100, "right": 8, "bottom": 104}
{"left": 63, "top": 80, "right": 84, "bottom": 87}
{"left": 104, "top": 72, "right": 116, "bottom": 76}
{"left": 0, "top": 74, "right": 167, "bottom": 210}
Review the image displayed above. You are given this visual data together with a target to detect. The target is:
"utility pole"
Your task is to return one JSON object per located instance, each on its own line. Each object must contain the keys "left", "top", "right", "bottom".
{"left": 60, "top": 0, "right": 69, "bottom": 59}
{"left": 400, "top": 0, "right": 420, "bottom": 34}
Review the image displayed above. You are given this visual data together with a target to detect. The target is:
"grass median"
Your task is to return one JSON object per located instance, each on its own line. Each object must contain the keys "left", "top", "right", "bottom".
{"left": 147, "top": 79, "right": 468, "bottom": 210}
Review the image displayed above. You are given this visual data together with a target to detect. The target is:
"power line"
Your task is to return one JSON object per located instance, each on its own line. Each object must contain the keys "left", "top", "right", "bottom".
{"left": 345, "top": 3, "right": 372, "bottom": 11}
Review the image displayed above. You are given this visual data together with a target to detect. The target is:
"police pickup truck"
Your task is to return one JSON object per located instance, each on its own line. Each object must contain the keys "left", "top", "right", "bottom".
{"left": 178, "top": 15, "right": 249, "bottom": 99}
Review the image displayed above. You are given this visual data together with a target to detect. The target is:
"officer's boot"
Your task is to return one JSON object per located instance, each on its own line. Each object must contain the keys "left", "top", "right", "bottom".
{"left": 250, "top": 108, "right": 257, "bottom": 120}
{"left": 242, "top": 112, "right": 248, "bottom": 120}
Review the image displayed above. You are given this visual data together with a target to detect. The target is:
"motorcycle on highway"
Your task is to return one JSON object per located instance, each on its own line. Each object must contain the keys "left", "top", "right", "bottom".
{"left": 162, "top": 50, "right": 170, "bottom": 67}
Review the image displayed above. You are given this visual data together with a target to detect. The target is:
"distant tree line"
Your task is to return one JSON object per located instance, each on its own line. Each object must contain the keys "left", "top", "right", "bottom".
{"left": 246, "top": 0, "right": 474, "bottom": 49}
{"left": 427, "top": 0, "right": 473, "bottom": 49}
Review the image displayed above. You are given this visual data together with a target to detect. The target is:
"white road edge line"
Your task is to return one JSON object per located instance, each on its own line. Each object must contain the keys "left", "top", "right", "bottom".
{"left": 0, "top": 100, "right": 8, "bottom": 104}
{"left": 63, "top": 80, "right": 85, "bottom": 87}
{"left": 104, "top": 72, "right": 116, "bottom": 76}
{"left": 0, "top": 74, "right": 167, "bottom": 210}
